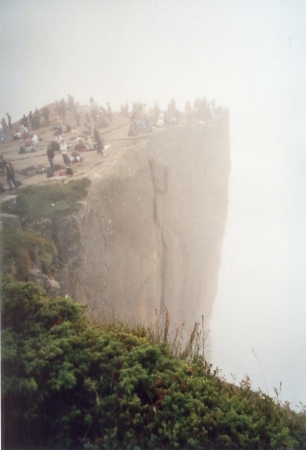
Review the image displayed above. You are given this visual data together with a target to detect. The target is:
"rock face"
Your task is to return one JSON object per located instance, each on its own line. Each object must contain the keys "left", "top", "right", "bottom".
{"left": 61, "top": 112, "right": 230, "bottom": 330}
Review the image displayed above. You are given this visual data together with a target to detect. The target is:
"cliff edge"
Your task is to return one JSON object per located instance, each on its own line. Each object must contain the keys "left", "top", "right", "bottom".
{"left": 59, "top": 112, "right": 231, "bottom": 330}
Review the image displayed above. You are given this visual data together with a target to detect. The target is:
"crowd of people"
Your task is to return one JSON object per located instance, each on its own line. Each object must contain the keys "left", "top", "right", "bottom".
{"left": 45, "top": 96, "right": 110, "bottom": 177}
{"left": 126, "top": 97, "right": 222, "bottom": 136}
{"left": 0, "top": 95, "right": 223, "bottom": 188}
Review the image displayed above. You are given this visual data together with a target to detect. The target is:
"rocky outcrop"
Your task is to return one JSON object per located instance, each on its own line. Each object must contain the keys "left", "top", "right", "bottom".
{"left": 61, "top": 112, "right": 230, "bottom": 330}
{"left": 27, "top": 215, "right": 82, "bottom": 297}
{"left": 0, "top": 213, "right": 21, "bottom": 230}
{"left": 28, "top": 269, "right": 61, "bottom": 298}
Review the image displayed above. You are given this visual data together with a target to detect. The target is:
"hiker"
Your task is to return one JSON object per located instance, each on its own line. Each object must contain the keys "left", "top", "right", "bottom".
{"left": 70, "top": 150, "right": 82, "bottom": 164}
{"left": 42, "top": 107, "right": 50, "bottom": 125}
{"left": 85, "top": 106, "right": 91, "bottom": 123}
{"left": 31, "top": 134, "right": 40, "bottom": 147}
{"left": 94, "top": 125, "right": 104, "bottom": 155}
{"left": 47, "top": 141, "right": 60, "bottom": 177}
{"left": 107, "top": 103, "right": 113, "bottom": 123}
{"left": 67, "top": 94, "right": 74, "bottom": 110}
{"left": 33, "top": 109, "right": 40, "bottom": 130}
{"left": 74, "top": 138, "right": 87, "bottom": 152}
{"left": 29, "top": 111, "right": 34, "bottom": 129}
{"left": 1, "top": 118, "right": 8, "bottom": 134}
{"left": 6, "top": 113, "right": 12, "bottom": 129}
{"left": 60, "top": 98, "right": 66, "bottom": 120}
{"left": 75, "top": 104, "right": 81, "bottom": 126}
{"left": 83, "top": 123, "right": 91, "bottom": 135}
{"left": 2, "top": 159, "right": 20, "bottom": 190}
{"left": 70, "top": 127, "right": 83, "bottom": 139}
{"left": 156, "top": 113, "right": 165, "bottom": 127}
{"left": 53, "top": 131, "right": 64, "bottom": 145}
{"left": 60, "top": 139, "right": 71, "bottom": 167}
{"left": 53, "top": 123, "right": 63, "bottom": 136}
{"left": 85, "top": 136, "right": 95, "bottom": 150}
{"left": 19, "top": 139, "right": 36, "bottom": 154}
{"left": 128, "top": 119, "right": 138, "bottom": 136}
{"left": 12, "top": 131, "right": 22, "bottom": 140}
{"left": 63, "top": 123, "right": 71, "bottom": 133}
{"left": 21, "top": 114, "right": 28, "bottom": 128}
{"left": 20, "top": 124, "right": 29, "bottom": 139}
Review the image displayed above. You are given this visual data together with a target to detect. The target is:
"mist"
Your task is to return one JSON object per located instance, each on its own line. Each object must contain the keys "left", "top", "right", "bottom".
{"left": 1, "top": 0, "right": 305, "bottom": 407}
{"left": 211, "top": 97, "right": 306, "bottom": 407}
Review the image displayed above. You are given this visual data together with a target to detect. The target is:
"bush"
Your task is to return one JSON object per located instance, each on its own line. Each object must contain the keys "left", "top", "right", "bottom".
{"left": 2, "top": 178, "right": 90, "bottom": 221}
{"left": 0, "top": 228, "right": 58, "bottom": 280}
{"left": 2, "top": 277, "right": 306, "bottom": 449}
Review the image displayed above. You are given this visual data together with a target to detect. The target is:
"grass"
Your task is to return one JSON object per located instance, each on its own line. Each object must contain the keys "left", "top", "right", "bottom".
{"left": 106, "top": 308, "right": 209, "bottom": 364}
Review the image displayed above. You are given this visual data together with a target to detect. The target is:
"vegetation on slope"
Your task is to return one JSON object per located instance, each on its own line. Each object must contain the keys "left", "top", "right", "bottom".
{"left": 1, "top": 228, "right": 58, "bottom": 280}
{"left": 0, "top": 178, "right": 90, "bottom": 282}
{"left": 2, "top": 276, "right": 306, "bottom": 450}
{"left": 2, "top": 178, "right": 91, "bottom": 222}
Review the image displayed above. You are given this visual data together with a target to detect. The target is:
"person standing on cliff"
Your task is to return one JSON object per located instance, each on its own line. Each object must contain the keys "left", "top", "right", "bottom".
{"left": 2, "top": 159, "right": 21, "bottom": 190}
{"left": 6, "top": 113, "right": 12, "bottom": 129}
{"left": 1, "top": 118, "right": 8, "bottom": 134}
{"left": 94, "top": 125, "right": 104, "bottom": 155}
{"left": 47, "top": 141, "right": 60, "bottom": 177}
{"left": 60, "top": 139, "right": 71, "bottom": 167}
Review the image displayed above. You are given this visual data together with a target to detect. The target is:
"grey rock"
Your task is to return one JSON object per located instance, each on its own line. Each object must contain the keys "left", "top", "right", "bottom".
{"left": 0, "top": 213, "right": 22, "bottom": 230}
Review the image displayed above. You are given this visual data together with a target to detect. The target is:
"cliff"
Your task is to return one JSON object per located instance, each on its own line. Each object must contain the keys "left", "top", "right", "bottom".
{"left": 56, "top": 112, "right": 230, "bottom": 330}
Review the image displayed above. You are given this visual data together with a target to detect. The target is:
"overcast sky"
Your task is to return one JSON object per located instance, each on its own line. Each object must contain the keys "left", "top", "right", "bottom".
{"left": 1, "top": 0, "right": 305, "bottom": 117}
{"left": 1, "top": 0, "right": 306, "bottom": 407}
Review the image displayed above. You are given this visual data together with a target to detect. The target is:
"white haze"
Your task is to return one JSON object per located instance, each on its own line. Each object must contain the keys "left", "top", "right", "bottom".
{"left": 1, "top": 0, "right": 305, "bottom": 407}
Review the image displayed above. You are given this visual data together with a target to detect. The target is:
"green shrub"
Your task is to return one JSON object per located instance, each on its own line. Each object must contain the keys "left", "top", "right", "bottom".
{"left": 2, "top": 277, "right": 306, "bottom": 449}
{"left": 0, "top": 228, "right": 58, "bottom": 280}
{"left": 2, "top": 178, "right": 90, "bottom": 221}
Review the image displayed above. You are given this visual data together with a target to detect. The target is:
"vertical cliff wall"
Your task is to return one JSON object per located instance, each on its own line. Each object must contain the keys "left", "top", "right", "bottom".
{"left": 71, "top": 112, "right": 230, "bottom": 329}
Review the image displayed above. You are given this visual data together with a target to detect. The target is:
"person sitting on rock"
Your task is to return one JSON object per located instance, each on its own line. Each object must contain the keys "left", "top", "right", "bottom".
{"left": 12, "top": 131, "right": 22, "bottom": 140}
{"left": 70, "top": 127, "right": 84, "bottom": 139}
{"left": 83, "top": 123, "right": 92, "bottom": 135}
{"left": 19, "top": 140, "right": 36, "bottom": 154}
{"left": 74, "top": 138, "right": 87, "bottom": 152}
{"left": 62, "top": 123, "right": 71, "bottom": 133}
{"left": 70, "top": 150, "right": 82, "bottom": 165}
{"left": 53, "top": 124, "right": 63, "bottom": 136}
{"left": 31, "top": 134, "right": 40, "bottom": 147}
{"left": 85, "top": 136, "right": 95, "bottom": 150}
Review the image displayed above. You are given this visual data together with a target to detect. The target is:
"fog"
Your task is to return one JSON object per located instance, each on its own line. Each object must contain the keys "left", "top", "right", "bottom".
{"left": 1, "top": 0, "right": 305, "bottom": 407}
{"left": 211, "top": 98, "right": 306, "bottom": 407}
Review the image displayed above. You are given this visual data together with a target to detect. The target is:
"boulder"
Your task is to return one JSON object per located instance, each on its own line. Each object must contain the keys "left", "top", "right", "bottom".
{"left": 0, "top": 213, "right": 21, "bottom": 230}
